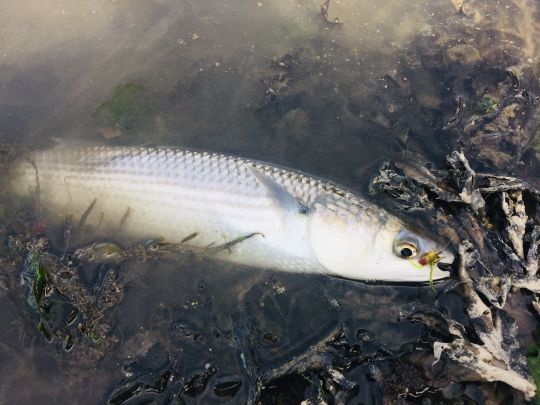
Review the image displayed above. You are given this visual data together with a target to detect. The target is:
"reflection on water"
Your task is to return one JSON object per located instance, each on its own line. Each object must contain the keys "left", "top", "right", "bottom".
{"left": 0, "top": 0, "right": 539, "bottom": 403}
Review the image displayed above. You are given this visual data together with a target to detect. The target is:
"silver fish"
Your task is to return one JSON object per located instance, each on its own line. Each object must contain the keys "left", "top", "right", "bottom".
{"left": 11, "top": 144, "right": 454, "bottom": 282}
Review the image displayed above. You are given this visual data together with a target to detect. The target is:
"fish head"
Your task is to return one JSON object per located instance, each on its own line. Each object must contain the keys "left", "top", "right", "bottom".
{"left": 308, "top": 204, "right": 454, "bottom": 282}
{"left": 385, "top": 227, "right": 455, "bottom": 281}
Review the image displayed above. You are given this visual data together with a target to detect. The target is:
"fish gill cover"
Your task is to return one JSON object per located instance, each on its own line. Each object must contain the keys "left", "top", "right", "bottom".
{"left": 0, "top": 0, "right": 540, "bottom": 404}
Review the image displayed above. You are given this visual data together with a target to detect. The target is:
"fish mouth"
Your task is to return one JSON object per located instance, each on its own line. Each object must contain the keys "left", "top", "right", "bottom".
{"left": 437, "top": 249, "right": 455, "bottom": 266}
{"left": 436, "top": 261, "right": 453, "bottom": 271}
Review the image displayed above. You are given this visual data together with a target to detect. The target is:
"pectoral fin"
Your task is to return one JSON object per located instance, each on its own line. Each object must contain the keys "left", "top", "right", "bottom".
{"left": 246, "top": 165, "right": 308, "bottom": 215}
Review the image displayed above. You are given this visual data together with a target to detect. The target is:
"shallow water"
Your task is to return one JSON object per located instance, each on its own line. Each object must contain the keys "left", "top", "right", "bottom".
{"left": 1, "top": 0, "right": 539, "bottom": 403}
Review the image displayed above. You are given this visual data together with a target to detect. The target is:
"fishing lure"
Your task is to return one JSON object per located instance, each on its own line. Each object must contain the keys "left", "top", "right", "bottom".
{"left": 410, "top": 250, "right": 443, "bottom": 290}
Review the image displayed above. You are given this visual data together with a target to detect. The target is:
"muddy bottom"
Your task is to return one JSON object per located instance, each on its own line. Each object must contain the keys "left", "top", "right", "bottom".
{"left": 1, "top": 0, "right": 540, "bottom": 403}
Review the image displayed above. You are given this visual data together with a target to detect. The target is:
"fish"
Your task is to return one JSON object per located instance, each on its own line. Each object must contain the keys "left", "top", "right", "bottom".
{"left": 10, "top": 143, "right": 454, "bottom": 282}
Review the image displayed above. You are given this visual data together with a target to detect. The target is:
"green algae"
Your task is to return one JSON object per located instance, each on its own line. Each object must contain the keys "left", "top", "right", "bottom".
{"left": 527, "top": 341, "right": 540, "bottom": 404}
{"left": 95, "top": 83, "right": 156, "bottom": 133}
{"left": 26, "top": 249, "right": 47, "bottom": 312}
{"left": 276, "top": 20, "right": 313, "bottom": 49}
{"left": 476, "top": 96, "right": 499, "bottom": 116}
{"left": 532, "top": 128, "right": 540, "bottom": 153}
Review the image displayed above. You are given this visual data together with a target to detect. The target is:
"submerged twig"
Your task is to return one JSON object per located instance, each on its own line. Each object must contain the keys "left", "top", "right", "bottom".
{"left": 180, "top": 232, "right": 199, "bottom": 244}
{"left": 209, "top": 233, "right": 264, "bottom": 254}
{"left": 320, "top": 0, "right": 343, "bottom": 27}
{"left": 78, "top": 198, "right": 97, "bottom": 231}
{"left": 62, "top": 214, "right": 73, "bottom": 256}
{"left": 118, "top": 207, "right": 131, "bottom": 230}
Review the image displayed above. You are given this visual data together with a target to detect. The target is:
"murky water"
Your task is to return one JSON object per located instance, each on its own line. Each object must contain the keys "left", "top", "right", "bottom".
{"left": 1, "top": 0, "right": 539, "bottom": 403}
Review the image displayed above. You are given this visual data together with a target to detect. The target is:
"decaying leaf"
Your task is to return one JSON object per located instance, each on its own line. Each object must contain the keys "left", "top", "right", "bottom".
{"left": 433, "top": 338, "right": 535, "bottom": 399}
{"left": 446, "top": 151, "right": 487, "bottom": 220}
{"left": 501, "top": 190, "right": 527, "bottom": 259}
{"left": 370, "top": 149, "right": 540, "bottom": 400}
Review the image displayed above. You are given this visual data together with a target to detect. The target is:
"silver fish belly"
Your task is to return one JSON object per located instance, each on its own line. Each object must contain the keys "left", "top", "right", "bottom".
{"left": 10, "top": 145, "right": 453, "bottom": 282}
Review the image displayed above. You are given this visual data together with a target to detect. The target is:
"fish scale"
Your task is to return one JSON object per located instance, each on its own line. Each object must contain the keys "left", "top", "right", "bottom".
{"left": 12, "top": 145, "right": 323, "bottom": 271}
{"left": 10, "top": 144, "right": 453, "bottom": 281}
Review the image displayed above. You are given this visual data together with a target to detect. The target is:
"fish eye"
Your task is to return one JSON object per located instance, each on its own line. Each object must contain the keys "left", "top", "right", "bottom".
{"left": 395, "top": 242, "right": 418, "bottom": 259}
